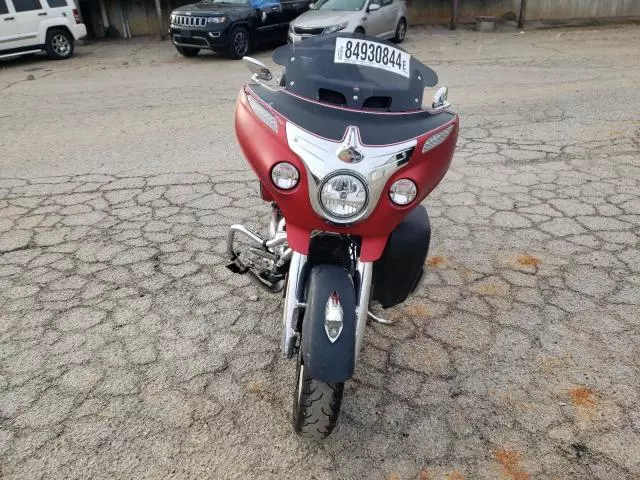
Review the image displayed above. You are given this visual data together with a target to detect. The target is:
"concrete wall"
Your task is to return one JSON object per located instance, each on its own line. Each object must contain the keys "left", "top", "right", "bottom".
{"left": 526, "top": 0, "right": 640, "bottom": 20}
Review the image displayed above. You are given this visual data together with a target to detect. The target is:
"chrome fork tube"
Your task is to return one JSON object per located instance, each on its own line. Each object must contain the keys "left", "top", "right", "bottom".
{"left": 354, "top": 260, "right": 373, "bottom": 364}
{"left": 281, "top": 252, "right": 307, "bottom": 358}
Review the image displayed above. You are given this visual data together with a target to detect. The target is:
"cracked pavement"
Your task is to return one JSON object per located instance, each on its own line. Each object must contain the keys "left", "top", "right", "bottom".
{"left": 1, "top": 25, "right": 640, "bottom": 480}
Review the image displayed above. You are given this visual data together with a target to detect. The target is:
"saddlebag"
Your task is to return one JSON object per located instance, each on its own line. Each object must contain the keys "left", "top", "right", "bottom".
{"left": 371, "top": 205, "right": 431, "bottom": 309}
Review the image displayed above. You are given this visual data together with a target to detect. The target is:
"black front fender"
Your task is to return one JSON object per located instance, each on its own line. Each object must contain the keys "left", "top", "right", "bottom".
{"left": 301, "top": 265, "right": 356, "bottom": 383}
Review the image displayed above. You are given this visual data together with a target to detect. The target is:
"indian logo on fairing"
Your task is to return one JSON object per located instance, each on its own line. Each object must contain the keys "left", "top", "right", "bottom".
{"left": 337, "top": 126, "right": 364, "bottom": 163}
{"left": 337, "top": 146, "right": 363, "bottom": 163}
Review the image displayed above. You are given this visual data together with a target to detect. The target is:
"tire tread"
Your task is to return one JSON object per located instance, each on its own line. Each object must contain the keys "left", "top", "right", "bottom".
{"left": 293, "top": 368, "right": 344, "bottom": 440}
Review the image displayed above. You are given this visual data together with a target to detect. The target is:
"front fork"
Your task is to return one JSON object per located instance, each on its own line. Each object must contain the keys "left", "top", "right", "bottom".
{"left": 227, "top": 204, "right": 385, "bottom": 363}
{"left": 281, "top": 253, "right": 373, "bottom": 364}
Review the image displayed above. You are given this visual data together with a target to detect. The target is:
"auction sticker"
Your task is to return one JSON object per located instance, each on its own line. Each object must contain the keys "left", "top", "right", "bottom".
{"left": 334, "top": 37, "right": 410, "bottom": 78}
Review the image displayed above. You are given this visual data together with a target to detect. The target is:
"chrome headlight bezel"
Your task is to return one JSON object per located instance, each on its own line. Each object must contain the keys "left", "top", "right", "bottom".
{"left": 318, "top": 171, "right": 369, "bottom": 221}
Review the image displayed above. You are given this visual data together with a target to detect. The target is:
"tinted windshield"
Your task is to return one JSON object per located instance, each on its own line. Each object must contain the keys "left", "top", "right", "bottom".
{"left": 313, "top": 0, "right": 365, "bottom": 11}
{"left": 273, "top": 33, "right": 438, "bottom": 112}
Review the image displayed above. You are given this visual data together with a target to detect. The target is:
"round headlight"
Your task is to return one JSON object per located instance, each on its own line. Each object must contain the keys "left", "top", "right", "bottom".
{"left": 320, "top": 173, "right": 368, "bottom": 219}
{"left": 389, "top": 179, "right": 417, "bottom": 205}
{"left": 271, "top": 162, "right": 299, "bottom": 190}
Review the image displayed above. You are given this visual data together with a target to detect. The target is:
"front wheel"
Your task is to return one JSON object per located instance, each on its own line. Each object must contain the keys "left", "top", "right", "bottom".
{"left": 393, "top": 18, "right": 407, "bottom": 43}
{"left": 45, "top": 29, "right": 74, "bottom": 60}
{"left": 227, "top": 27, "right": 251, "bottom": 59}
{"left": 293, "top": 352, "right": 344, "bottom": 440}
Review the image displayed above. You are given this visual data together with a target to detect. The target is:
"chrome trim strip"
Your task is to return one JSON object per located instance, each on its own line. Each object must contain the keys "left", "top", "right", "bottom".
{"left": 286, "top": 122, "right": 416, "bottom": 224}
{"left": 0, "top": 49, "right": 42, "bottom": 59}
{"left": 354, "top": 261, "right": 372, "bottom": 363}
{"left": 0, "top": 34, "right": 37, "bottom": 44}
{"left": 282, "top": 252, "right": 307, "bottom": 358}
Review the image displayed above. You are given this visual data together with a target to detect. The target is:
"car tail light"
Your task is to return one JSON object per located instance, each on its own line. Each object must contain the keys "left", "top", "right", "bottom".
{"left": 73, "top": 8, "right": 82, "bottom": 24}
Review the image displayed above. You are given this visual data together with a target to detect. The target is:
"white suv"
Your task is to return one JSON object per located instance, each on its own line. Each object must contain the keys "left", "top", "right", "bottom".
{"left": 0, "top": 0, "right": 87, "bottom": 60}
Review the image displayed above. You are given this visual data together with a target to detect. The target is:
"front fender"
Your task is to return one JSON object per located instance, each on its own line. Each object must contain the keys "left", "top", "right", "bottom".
{"left": 301, "top": 265, "right": 356, "bottom": 383}
{"left": 38, "top": 19, "right": 72, "bottom": 43}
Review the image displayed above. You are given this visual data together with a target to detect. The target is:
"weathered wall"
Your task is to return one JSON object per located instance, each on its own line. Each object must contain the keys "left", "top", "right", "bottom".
{"left": 407, "top": 0, "right": 640, "bottom": 25}
{"left": 408, "top": 0, "right": 519, "bottom": 25}
{"left": 85, "top": 0, "right": 191, "bottom": 38}
{"left": 85, "top": 0, "right": 640, "bottom": 37}
{"left": 526, "top": 0, "right": 640, "bottom": 20}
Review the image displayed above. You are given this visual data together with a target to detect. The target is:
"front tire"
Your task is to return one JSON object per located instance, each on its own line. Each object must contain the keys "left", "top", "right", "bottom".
{"left": 227, "top": 27, "right": 251, "bottom": 59}
{"left": 45, "top": 29, "right": 74, "bottom": 60}
{"left": 176, "top": 46, "right": 200, "bottom": 57}
{"left": 393, "top": 18, "right": 407, "bottom": 43}
{"left": 293, "top": 352, "right": 344, "bottom": 440}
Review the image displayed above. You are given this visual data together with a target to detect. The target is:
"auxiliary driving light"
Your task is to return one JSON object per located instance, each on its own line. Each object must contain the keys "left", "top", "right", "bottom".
{"left": 389, "top": 179, "right": 417, "bottom": 205}
{"left": 271, "top": 162, "right": 299, "bottom": 190}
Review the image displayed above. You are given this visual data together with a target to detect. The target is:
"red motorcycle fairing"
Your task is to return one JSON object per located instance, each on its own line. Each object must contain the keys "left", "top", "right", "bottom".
{"left": 235, "top": 87, "right": 459, "bottom": 262}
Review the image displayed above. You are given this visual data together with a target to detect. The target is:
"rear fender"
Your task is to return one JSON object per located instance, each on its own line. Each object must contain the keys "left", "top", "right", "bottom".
{"left": 301, "top": 265, "right": 356, "bottom": 383}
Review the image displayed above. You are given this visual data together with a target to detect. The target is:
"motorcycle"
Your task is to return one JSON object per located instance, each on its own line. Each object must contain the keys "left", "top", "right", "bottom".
{"left": 226, "top": 32, "right": 458, "bottom": 439}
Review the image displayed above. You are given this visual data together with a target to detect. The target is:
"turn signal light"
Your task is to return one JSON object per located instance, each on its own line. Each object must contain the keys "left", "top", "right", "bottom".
{"left": 422, "top": 124, "right": 454, "bottom": 154}
{"left": 246, "top": 94, "right": 278, "bottom": 132}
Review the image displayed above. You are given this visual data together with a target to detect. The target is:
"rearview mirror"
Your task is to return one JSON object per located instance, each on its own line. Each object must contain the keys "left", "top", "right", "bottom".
{"left": 242, "top": 56, "right": 273, "bottom": 82}
{"left": 367, "top": 3, "right": 380, "bottom": 12}
{"left": 432, "top": 86, "right": 450, "bottom": 109}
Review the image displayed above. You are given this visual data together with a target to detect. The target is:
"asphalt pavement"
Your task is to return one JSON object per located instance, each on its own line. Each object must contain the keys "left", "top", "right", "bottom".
{"left": 1, "top": 24, "right": 639, "bottom": 480}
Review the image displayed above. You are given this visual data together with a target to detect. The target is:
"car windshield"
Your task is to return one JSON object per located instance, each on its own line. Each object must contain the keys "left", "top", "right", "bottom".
{"left": 313, "top": 0, "right": 366, "bottom": 11}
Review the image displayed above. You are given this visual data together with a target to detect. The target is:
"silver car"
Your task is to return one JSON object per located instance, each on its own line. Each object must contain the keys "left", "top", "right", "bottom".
{"left": 288, "top": 0, "right": 407, "bottom": 44}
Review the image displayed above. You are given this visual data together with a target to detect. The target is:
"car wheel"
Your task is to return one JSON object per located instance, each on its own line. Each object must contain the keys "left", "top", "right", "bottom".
{"left": 227, "top": 27, "right": 251, "bottom": 59}
{"left": 393, "top": 18, "right": 407, "bottom": 43}
{"left": 176, "top": 46, "right": 200, "bottom": 57}
{"left": 354, "top": 27, "right": 365, "bottom": 36}
{"left": 45, "top": 29, "right": 74, "bottom": 60}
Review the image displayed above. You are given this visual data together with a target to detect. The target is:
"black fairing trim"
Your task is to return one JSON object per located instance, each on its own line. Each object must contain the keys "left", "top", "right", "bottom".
{"left": 372, "top": 205, "right": 431, "bottom": 308}
{"left": 249, "top": 85, "right": 455, "bottom": 145}
{"left": 301, "top": 265, "right": 356, "bottom": 383}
